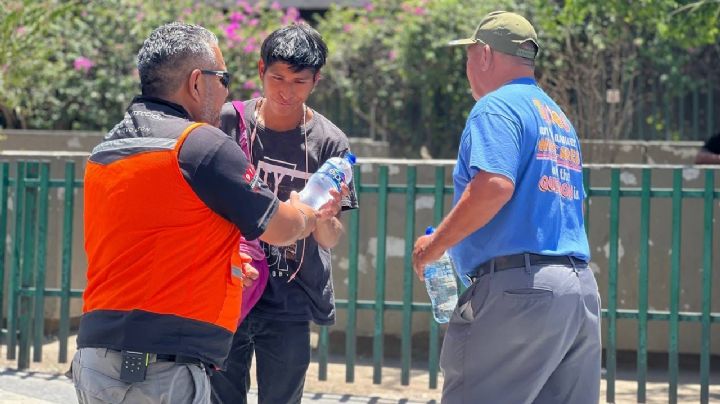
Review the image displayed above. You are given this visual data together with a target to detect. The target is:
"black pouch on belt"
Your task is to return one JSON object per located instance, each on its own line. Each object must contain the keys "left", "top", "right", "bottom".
{"left": 119, "top": 351, "right": 148, "bottom": 383}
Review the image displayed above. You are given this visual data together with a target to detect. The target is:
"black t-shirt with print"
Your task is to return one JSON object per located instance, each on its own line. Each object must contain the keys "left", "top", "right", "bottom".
{"left": 220, "top": 99, "right": 359, "bottom": 325}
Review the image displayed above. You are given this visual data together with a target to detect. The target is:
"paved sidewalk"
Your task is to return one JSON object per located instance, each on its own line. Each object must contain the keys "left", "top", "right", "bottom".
{"left": 0, "top": 368, "right": 436, "bottom": 404}
{"left": 0, "top": 337, "right": 717, "bottom": 403}
{"left": 1, "top": 365, "right": 718, "bottom": 403}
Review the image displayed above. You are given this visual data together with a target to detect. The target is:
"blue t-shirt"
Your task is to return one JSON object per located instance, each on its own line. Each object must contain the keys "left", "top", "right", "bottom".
{"left": 449, "top": 77, "right": 590, "bottom": 285}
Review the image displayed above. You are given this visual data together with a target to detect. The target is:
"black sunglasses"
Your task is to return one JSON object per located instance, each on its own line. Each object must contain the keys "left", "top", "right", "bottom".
{"left": 200, "top": 70, "right": 231, "bottom": 88}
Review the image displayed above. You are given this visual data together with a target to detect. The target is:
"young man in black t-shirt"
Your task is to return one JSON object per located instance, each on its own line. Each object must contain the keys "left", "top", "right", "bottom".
{"left": 210, "top": 23, "right": 358, "bottom": 404}
{"left": 696, "top": 132, "right": 720, "bottom": 164}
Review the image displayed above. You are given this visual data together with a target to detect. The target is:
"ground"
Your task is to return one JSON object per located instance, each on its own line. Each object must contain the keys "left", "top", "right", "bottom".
{"left": 0, "top": 336, "right": 717, "bottom": 403}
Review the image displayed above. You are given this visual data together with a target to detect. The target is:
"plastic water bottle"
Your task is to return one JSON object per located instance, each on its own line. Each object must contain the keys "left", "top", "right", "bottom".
{"left": 423, "top": 226, "right": 458, "bottom": 324}
{"left": 299, "top": 152, "right": 356, "bottom": 210}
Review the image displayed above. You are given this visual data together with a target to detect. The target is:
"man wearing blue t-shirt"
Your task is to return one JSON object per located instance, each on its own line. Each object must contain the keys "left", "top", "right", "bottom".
{"left": 412, "top": 11, "right": 601, "bottom": 404}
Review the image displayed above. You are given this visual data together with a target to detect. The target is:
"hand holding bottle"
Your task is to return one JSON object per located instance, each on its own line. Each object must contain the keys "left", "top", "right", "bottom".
{"left": 299, "top": 153, "right": 355, "bottom": 210}
{"left": 288, "top": 191, "right": 318, "bottom": 239}
{"left": 415, "top": 226, "right": 459, "bottom": 324}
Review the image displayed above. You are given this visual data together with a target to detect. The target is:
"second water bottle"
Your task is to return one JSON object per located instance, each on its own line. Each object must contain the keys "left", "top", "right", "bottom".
{"left": 423, "top": 226, "right": 459, "bottom": 324}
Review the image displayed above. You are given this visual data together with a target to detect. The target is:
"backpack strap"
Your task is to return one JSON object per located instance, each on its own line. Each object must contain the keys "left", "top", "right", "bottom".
{"left": 231, "top": 100, "right": 251, "bottom": 160}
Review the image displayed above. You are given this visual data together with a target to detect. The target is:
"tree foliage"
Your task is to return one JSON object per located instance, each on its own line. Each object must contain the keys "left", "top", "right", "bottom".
{"left": 1, "top": 0, "right": 718, "bottom": 156}
{"left": 0, "top": 0, "right": 297, "bottom": 131}
{"left": 315, "top": 0, "right": 720, "bottom": 155}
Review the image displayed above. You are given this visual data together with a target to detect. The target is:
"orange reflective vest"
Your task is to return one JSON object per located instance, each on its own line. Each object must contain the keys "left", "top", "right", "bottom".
{"left": 79, "top": 122, "right": 249, "bottom": 366}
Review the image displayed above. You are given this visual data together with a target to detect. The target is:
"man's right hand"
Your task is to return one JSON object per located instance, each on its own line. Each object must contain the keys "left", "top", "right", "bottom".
{"left": 288, "top": 191, "right": 318, "bottom": 239}
{"left": 259, "top": 193, "right": 319, "bottom": 246}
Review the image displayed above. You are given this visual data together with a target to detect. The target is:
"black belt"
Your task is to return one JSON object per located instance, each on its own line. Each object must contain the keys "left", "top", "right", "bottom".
{"left": 155, "top": 353, "right": 203, "bottom": 366}
{"left": 106, "top": 349, "right": 204, "bottom": 366}
{"left": 467, "top": 253, "right": 586, "bottom": 283}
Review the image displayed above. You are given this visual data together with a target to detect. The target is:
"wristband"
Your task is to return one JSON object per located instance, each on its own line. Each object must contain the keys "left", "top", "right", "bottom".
{"left": 295, "top": 206, "right": 309, "bottom": 230}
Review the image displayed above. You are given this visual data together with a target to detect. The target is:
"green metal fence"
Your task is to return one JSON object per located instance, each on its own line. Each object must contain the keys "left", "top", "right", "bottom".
{"left": 0, "top": 159, "right": 718, "bottom": 403}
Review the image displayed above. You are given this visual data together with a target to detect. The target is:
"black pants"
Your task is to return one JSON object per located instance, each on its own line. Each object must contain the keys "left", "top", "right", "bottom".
{"left": 210, "top": 312, "right": 310, "bottom": 404}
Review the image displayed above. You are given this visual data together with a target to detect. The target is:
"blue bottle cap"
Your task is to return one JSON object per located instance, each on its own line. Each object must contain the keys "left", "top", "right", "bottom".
{"left": 425, "top": 226, "right": 435, "bottom": 235}
{"left": 344, "top": 152, "right": 357, "bottom": 165}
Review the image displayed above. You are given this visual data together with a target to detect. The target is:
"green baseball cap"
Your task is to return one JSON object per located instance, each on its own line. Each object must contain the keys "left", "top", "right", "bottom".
{"left": 448, "top": 11, "right": 539, "bottom": 60}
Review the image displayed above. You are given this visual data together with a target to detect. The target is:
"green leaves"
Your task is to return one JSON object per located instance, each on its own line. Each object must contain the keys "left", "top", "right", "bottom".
{"left": 1, "top": 0, "right": 718, "bottom": 146}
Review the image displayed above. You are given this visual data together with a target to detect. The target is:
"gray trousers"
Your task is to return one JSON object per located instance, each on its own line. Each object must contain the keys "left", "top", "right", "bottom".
{"left": 71, "top": 348, "right": 211, "bottom": 404}
{"left": 440, "top": 260, "right": 601, "bottom": 404}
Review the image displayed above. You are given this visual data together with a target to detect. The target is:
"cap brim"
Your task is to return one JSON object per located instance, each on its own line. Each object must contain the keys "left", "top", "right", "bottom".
{"left": 447, "top": 38, "right": 476, "bottom": 47}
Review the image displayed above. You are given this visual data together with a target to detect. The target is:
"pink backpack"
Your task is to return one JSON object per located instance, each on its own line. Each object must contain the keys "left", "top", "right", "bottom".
{"left": 232, "top": 101, "right": 269, "bottom": 324}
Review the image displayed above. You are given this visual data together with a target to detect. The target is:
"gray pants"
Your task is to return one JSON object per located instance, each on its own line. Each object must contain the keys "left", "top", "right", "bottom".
{"left": 71, "top": 348, "right": 211, "bottom": 404}
{"left": 440, "top": 261, "right": 601, "bottom": 404}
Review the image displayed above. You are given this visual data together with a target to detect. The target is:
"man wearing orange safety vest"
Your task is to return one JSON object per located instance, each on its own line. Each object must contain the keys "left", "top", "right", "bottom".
{"left": 71, "top": 22, "right": 325, "bottom": 404}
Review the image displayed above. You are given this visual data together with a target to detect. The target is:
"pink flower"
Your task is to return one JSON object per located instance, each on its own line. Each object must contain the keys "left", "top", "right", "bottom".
{"left": 243, "top": 80, "right": 256, "bottom": 90}
{"left": 182, "top": 8, "right": 192, "bottom": 16}
{"left": 243, "top": 43, "right": 257, "bottom": 54}
{"left": 249, "top": 18, "right": 259, "bottom": 27}
{"left": 401, "top": 3, "right": 412, "bottom": 12}
{"left": 15, "top": 26, "right": 26, "bottom": 36}
{"left": 343, "top": 24, "right": 352, "bottom": 33}
{"left": 413, "top": 7, "right": 427, "bottom": 16}
{"left": 388, "top": 50, "right": 398, "bottom": 61}
{"left": 251, "top": 91, "right": 261, "bottom": 98}
{"left": 237, "top": 1, "right": 253, "bottom": 14}
{"left": 364, "top": 3, "right": 374, "bottom": 12}
{"left": 271, "top": 1, "right": 281, "bottom": 10}
{"left": 230, "top": 11, "right": 245, "bottom": 23}
{"left": 286, "top": 7, "right": 300, "bottom": 21}
{"left": 135, "top": 12, "right": 145, "bottom": 22}
{"left": 223, "top": 23, "right": 244, "bottom": 42}
{"left": 73, "top": 56, "right": 94, "bottom": 73}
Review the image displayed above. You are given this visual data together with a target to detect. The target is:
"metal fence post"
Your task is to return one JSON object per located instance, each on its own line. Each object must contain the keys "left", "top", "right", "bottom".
{"left": 606, "top": 168, "right": 620, "bottom": 403}
{"left": 32, "top": 162, "right": 50, "bottom": 362}
{"left": 668, "top": 169, "right": 683, "bottom": 404}
{"left": 400, "top": 166, "right": 416, "bottom": 385}
{"left": 372, "top": 166, "right": 388, "bottom": 384}
{"left": 637, "top": 168, "right": 651, "bottom": 402}
{"left": 7, "top": 161, "right": 26, "bottom": 360}
{"left": 699, "top": 169, "right": 715, "bottom": 403}
{"left": 59, "top": 161, "right": 76, "bottom": 363}
{"left": 345, "top": 165, "right": 361, "bottom": 383}
{"left": 18, "top": 161, "right": 39, "bottom": 370}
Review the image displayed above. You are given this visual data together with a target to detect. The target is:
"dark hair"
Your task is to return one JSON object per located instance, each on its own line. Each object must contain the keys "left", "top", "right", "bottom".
{"left": 260, "top": 23, "right": 328, "bottom": 74}
{"left": 137, "top": 22, "right": 218, "bottom": 97}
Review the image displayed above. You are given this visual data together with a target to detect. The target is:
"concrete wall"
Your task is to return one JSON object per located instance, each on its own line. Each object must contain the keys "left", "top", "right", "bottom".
{"left": 0, "top": 130, "right": 717, "bottom": 356}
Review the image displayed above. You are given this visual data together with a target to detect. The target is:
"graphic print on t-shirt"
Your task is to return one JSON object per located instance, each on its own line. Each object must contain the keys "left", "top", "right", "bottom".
{"left": 533, "top": 99, "right": 581, "bottom": 201}
{"left": 255, "top": 156, "right": 312, "bottom": 278}
{"left": 256, "top": 157, "right": 311, "bottom": 196}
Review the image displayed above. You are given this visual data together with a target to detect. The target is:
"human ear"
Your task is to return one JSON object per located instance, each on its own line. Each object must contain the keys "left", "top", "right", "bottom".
{"left": 188, "top": 69, "right": 202, "bottom": 101}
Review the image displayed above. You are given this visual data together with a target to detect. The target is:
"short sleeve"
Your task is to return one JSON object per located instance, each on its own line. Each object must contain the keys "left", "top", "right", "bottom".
{"left": 178, "top": 126, "right": 279, "bottom": 241}
{"left": 466, "top": 112, "right": 522, "bottom": 184}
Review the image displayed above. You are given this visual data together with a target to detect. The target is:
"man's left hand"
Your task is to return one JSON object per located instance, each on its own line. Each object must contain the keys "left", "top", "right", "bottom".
{"left": 241, "top": 263, "right": 259, "bottom": 288}
{"left": 317, "top": 183, "right": 348, "bottom": 220}
{"left": 412, "top": 234, "right": 443, "bottom": 281}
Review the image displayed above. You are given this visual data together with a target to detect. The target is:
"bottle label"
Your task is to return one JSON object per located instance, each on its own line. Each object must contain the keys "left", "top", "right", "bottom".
{"left": 318, "top": 162, "right": 345, "bottom": 191}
